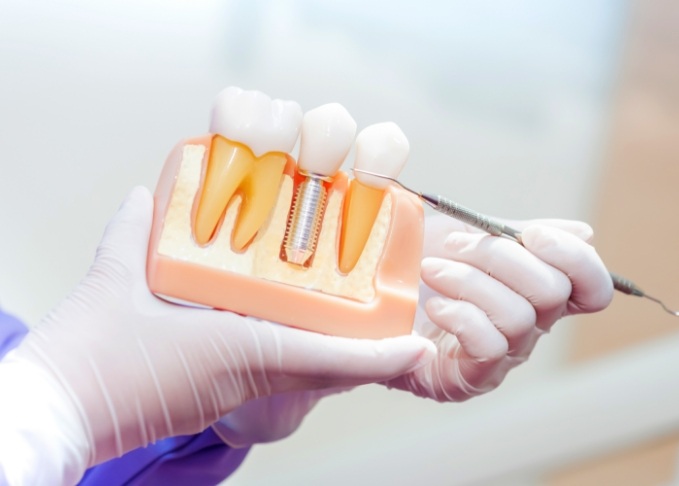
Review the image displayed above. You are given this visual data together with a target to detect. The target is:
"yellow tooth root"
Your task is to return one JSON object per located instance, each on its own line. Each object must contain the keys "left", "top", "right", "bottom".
{"left": 231, "top": 153, "right": 287, "bottom": 251}
{"left": 338, "top": 180, "right": 385, "bottom": 274}
{"left": 193, "top": 136, "right": 253, "bottom": 245}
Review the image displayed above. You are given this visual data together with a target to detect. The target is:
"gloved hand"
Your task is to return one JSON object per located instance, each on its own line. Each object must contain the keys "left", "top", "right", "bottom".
{"left": 0, "top": 187, "right": 435, "bottom": 485}
{"left": 382, "top": 214, "right": 613, "bottom": 401}
{"left": 210, "top": 213, "right": 613, "bottom": 447}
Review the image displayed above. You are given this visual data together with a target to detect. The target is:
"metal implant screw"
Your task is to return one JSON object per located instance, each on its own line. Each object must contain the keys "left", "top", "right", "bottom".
{"left": 282, "top": 172, "right": 331, "bottom": 266}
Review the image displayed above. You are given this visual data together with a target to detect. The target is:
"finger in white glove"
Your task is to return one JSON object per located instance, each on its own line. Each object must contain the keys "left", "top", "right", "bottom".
{"left": 521, "top": 225, "right": 613, "bottom": 314}
{"left": 384, "top": 220, "right": 612, "bottom": 402}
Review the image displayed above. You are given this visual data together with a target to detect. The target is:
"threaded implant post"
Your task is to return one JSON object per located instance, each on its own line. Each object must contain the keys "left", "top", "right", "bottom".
{"left": 282, "top": 172, "right": 330, "bottom": 266}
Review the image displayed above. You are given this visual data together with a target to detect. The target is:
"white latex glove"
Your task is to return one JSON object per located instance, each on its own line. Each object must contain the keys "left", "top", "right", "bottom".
{"left": 0, "top": 187, "right": 435, "bottom": 486}
{"left": 210, "top": 212, "right": 615, "bottom": 446}
{"left": 382, "top": 214, "right": 613, "bottom": 401}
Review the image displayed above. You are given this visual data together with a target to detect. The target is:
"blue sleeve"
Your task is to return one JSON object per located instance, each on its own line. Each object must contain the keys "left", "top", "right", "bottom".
{"left": 0, "top": 309, "right": 28, "bottom": 360}
{"left": 0, "top": 309, "right": 249, "bottom": 485}
{"left": 78, "top": 429, "right": 250, "bottom": 486}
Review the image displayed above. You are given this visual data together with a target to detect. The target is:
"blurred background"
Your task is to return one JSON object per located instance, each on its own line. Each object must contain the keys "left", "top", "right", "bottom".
{"left": 1, "top": 0, "right": 678, "bottom": 484}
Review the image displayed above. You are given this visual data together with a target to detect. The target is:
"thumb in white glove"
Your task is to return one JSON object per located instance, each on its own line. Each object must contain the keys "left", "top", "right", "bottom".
{"left": 1, "top": 186, "right": 435, "bottom": 484}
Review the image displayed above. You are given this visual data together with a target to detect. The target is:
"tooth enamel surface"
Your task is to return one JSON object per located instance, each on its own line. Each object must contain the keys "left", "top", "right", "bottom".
{"left": 353, "top": 122, "right": 409, "bottom": 188}
{"left": 298, "top": 103, "right": 357, "bottom": 176}
{"left": 210, "top": 86, "right": 302, "bottom": 157}
{"left": 194, "top": 87, "right": 302, "bottom": 247}
{"left": 339, "top": 122, "right": 410, "bottom": 273}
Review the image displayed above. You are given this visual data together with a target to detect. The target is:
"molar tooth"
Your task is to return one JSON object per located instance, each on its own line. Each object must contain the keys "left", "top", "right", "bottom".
{"left": 209, "top": 86, "right": 302, "bottom": 159}
{"left": 339, "top": 122, "right": 409, "bottom": 273}
{"left": 193, "top": 87, "right": 302, "bottom": 247}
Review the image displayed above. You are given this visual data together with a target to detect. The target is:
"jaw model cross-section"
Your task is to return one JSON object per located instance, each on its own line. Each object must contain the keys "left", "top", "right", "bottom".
{"left": 147, "top": 87, "right": 424, "bottom": 339}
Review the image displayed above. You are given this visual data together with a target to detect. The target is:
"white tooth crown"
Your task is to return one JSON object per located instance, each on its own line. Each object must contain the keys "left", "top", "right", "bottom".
{"left": 354, "top": 122, "right": 409, "bottom": 189}
{"left": 209, "top": 86, "right": 303, "bottom": 157}
{"left": 298, "top": 103, "right": 357, "bottom": 176}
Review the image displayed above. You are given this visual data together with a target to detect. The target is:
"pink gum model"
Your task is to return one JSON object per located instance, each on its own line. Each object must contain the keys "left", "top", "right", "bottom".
{"left": 146, "top": 134, "right": 424, "bottom": 339}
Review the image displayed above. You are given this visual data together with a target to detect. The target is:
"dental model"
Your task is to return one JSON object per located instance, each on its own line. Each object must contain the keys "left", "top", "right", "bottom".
{"left": 147, "top": 87, "right": 424, "bottom": 339}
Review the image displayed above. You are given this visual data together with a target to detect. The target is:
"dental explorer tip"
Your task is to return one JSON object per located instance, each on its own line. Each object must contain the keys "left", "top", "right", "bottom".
{"left": 645, "top": 294, "right": 679, "bottom": 317}
{"left": 351, "top": 168, "right": 420, "bottom": 195}
{"left": 610, "top": 272, "right": 679, "bottom": 317}
{"left": 351, "top": 168, "right": 396, "bottom": 182}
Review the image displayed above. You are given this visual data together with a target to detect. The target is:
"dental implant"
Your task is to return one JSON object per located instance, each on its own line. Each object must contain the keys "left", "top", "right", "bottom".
{"left": 282, "top": 103, "right": 357, "bottom": 266}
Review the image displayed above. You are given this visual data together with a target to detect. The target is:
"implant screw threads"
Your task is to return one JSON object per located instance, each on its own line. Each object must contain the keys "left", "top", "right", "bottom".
{"left": 283, "top": 171, "right": 331, "bottom": 266}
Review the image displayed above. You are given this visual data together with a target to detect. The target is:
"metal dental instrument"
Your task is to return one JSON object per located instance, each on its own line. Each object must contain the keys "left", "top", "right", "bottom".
{"left": 608, "top": 273, "right": 679, "bottom": 317}
{"left": 353, "top": 168, "right": 679, "bottom": 317}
